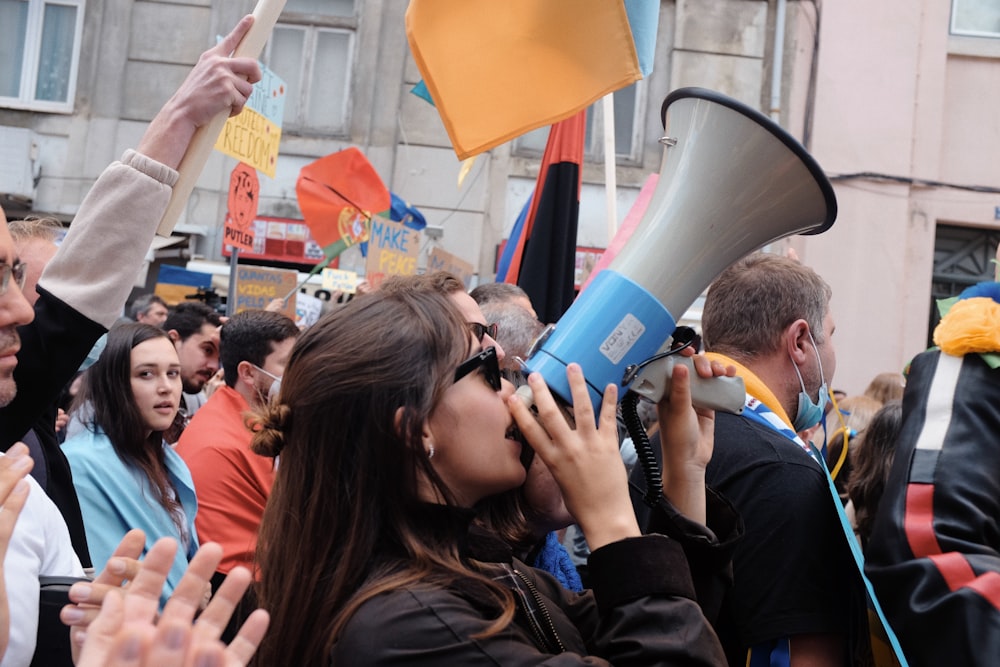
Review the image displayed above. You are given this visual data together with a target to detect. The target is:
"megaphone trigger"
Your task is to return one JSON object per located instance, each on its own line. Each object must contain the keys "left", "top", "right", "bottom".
{"left": 629, "top": 355, "right": 746, "bottom": 414}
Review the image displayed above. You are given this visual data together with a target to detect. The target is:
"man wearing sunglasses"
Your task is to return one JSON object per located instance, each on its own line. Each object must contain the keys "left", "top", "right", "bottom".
{"left": 381, "top": 272, "right": 507, "bottom": 363}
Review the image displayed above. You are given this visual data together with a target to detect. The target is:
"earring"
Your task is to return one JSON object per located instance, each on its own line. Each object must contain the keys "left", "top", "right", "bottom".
{"left": 426, "top": 444, "right": 435, "bottom": 459}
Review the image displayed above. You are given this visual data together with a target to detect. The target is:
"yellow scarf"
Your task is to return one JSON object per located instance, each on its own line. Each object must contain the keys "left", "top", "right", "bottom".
{"left": 704, "top": 352, "right": 795, "bottom": 430}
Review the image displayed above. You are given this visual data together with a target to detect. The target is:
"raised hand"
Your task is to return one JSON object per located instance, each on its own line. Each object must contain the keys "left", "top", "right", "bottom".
{"left": 75, "top": 539, "right": 269, "bottom": 667}
{"left": 508, "top": 365, "right": 640, "bottom": 551}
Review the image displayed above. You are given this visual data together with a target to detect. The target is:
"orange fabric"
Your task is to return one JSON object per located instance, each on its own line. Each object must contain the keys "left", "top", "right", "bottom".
{"left": 175, "top": 385, "right": 275, "bottom": 576}
{"left": 405, "top": 0, "right": 640, "bottom": 159}
{"left": 933, "top": 297, "right": 1000, "bottom": 356}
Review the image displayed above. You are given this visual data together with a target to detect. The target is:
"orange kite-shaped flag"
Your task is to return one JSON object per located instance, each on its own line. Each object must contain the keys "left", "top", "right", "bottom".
{"left": 405, "top": 0, "right": 641, "bottom": 160}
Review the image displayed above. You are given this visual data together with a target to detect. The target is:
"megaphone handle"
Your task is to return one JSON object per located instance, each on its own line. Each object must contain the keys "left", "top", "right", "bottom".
{"left": 629, "top": 356, "right": 745, "bottom": 414}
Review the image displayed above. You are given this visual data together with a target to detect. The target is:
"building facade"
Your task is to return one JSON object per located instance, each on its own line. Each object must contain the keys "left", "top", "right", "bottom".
{"left": 2, "top": 0, "right": 999, "bottom": 394}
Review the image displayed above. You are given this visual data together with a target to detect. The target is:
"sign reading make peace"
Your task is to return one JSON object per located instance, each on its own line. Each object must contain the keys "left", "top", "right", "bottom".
{"left": 234, "top": 264, "right": 297, "bottom": 318}
{"left": 215, "top": 62, "right": 286, "bottom": 178}
{"left": 365, "top": 217, "right": 421, "bottom": 288}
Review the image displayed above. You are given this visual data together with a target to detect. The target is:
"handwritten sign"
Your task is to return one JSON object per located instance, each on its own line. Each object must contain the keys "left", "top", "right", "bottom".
{"left": 295, "top": 291, "right": 324, "bottom": 328}
{"left": 321, "top": 268, "right": 360, "bottom": 294}
{"left": 223, "top": 163, "right": 259, "bottom": 251}
{"left": 428, "top": 247, "right": 475, "bottom": 287}
{"left": 215, "top": 63, "right": 286, "bottom": 178}
{"left": 365, "top": 217, "right": 420, "bottom": 288}
{"left": 234, "top": 265, "right": 297, "bottom": 318}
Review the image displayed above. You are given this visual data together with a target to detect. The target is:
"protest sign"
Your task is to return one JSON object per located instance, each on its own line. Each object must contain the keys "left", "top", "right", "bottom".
{"left": 321, "top": 268, "right": 360, "bottom": 294}
{"left": 215, "top": 63, "right": 286, "bottom": 177}
{"left": 428, "top": 247, "right": 475, "bottom": 287}
{"left": 295, "top": 291, "right": 324, "bottom": 328}
{"left": 223, "top": 163, "right": 259, "bottom": 251}
{"left": 234, "top": 264, "right": 297, "bottom": 318}
{"left": 365, "top": 216, "right": 420, "bottom": 288}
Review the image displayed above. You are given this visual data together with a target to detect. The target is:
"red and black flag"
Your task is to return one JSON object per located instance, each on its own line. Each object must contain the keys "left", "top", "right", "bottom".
{"left": 499, "top": 111, "right": 585, "bottom": 324}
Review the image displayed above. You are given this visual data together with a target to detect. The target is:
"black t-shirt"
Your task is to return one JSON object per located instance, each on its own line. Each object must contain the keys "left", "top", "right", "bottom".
{"left": 631, "top": 411, "right": 862, "bottom": 666}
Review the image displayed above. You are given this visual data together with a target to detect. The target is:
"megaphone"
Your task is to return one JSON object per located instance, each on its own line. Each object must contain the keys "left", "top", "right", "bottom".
{"left": 519, "top": 87, "right": 837, "bottom": 411}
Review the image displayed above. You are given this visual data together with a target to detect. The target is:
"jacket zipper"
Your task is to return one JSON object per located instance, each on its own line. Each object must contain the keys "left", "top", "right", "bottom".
{"left": 513, "top": 568, "right": 566, "bottom": 654}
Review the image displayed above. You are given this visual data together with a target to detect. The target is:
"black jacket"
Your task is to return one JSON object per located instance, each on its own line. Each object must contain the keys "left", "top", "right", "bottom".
{"left": 331, "top": 503, "right": 737, "bottom": 665}
{"left": 866, "top": 350, "right": 1000, "bottom": 667}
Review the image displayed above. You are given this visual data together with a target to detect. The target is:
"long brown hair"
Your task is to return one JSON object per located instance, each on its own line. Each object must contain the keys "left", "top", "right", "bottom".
{"left": 251, "top": 288, "right": 515, "bottom": 666}
{"left": 847, "top": 400, "right": 903, "bottom": 548}
{"left": 73, "top": 322, "right": 183, "bottom": 528}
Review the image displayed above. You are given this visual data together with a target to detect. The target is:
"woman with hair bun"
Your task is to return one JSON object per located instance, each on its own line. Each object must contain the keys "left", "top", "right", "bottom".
{"left": 252, "top": 285, "right": 735, "bottom": 666}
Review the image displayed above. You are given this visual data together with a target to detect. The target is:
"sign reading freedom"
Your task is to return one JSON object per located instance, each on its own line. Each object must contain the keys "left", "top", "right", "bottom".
{"left": 215, "top": 62, "right": 286, "bottom": 177}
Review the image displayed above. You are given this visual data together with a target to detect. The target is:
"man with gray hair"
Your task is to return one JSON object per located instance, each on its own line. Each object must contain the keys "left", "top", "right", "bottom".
{"left": 129, "top": 293, "right": 169, "bottom": 327}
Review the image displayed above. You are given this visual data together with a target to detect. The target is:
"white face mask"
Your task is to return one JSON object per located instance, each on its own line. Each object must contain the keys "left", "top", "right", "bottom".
{"left": 789, "top": 330, "right": 828, "bottom": 432}
{"left": 251, "top": 364, "right": 281, "bottom": 402}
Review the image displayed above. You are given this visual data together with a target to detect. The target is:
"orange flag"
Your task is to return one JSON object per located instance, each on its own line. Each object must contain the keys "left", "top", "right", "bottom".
{"left": 406, "top": 0, "right": 641, "bottom": 160}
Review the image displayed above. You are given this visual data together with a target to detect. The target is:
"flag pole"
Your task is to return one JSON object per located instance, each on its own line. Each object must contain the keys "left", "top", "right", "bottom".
{"left": 602, "top": 93, "right": 618, "bottom": 241}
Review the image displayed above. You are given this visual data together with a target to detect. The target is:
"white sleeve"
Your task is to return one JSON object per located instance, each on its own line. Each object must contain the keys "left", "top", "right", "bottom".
{"left": 1, "top": 474, "right": 83, "bottom": 667}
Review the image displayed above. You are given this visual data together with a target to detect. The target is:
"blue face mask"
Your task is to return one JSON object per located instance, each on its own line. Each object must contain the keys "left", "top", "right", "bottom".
{"left": 790, "top": 331, "right": 829, "bottom": 432}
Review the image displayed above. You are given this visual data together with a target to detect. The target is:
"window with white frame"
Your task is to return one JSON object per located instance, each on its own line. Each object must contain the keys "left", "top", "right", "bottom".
{"left": 264, "top": 0, "right": 356, "bottom": 135}
{"left": 514, "top": 82, "right": 647, "bottom": 165}
{"left": 951, "top": 0, "right": 1000, "bottom": 38}
{"left": 0, "top": 0, "right": 84, "bottom": 112}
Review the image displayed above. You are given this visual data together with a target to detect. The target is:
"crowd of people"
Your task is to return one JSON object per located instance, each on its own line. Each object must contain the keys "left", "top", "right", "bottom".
{"left": 1, "top": 13, "right": 998, "bottom": 667}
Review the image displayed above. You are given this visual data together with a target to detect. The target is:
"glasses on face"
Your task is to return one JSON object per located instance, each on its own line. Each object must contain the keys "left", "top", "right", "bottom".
{"left": 453, "top": 346, "right": 501, "bottom": 391}
{"left": 0, "top": 261, "right": 28, "bottom": 296}
{"left": 467, "top": 322, "right": 499, "bottom": 343}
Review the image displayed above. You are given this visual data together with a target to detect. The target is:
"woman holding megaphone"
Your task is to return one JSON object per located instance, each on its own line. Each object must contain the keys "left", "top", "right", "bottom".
{"left": 249, "top": 283, "right": 736, "bottom": 665}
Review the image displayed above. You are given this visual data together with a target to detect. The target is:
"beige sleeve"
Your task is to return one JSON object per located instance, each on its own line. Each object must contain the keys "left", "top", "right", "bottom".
{"left": 37, "top": 150, "right": 180, "bottom": 328}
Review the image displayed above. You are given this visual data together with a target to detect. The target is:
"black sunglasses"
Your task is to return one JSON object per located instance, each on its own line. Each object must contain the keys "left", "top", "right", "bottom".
{"left": 468, "top": 322, "right": 499, "bottom": 343}
{"left": 453, "top": 346, "right": 502, "bottom": 391}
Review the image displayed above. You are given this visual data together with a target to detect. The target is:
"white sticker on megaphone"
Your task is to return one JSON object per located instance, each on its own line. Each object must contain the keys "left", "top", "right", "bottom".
{"left": 599, "top": 313, "right": 646, "bottom": 365}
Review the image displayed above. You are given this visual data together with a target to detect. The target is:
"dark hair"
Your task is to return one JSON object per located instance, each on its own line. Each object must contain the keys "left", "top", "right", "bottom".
{"left": 163, "top": 301, "right": 222, "bottom": 340}
{"left": 469, "top": 282, "right": 530, "bottom": 307}
{"left": 129, "top": 293, "right": 168, "bottom": 321}
{"left": 702, "top": 253, "right": 832, "bottom": 360}
{"left": 847, "top": 400, "right": 903, "bottom": 549}
{"left": 73, "top": 323, "right": 183, "bottom": 529}
{"left": 250, "top": 287, "right": 514, "bottom": 665}
{"left": 220, "top": 310, "right": 299, "bottom": 387}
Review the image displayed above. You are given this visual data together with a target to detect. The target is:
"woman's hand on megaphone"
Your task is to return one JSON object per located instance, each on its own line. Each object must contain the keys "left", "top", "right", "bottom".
{"left": 656, "top": 351, "right": 735, "bottom": 525}
{"left": 508, "top": 365, "right": 641, "bottom": 552}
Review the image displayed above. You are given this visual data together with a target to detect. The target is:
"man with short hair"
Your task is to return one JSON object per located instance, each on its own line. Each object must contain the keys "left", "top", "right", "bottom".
{"left": 130, "top": 293, "right": 169, "bottom": 327}
{"left": 175, "top": 309, "right": 298, "bottom": 586}
{"left": 694, "top": 253, "right": 865, "bottom": 666}
{"left": 382, "top": 272, "right": 507, "bottom": 362}
{"left": 163, "top": 302, "right": 223, "bottom": 434}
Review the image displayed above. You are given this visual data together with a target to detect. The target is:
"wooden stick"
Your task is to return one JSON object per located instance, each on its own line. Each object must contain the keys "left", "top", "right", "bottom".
{"left": 156, "top": 0, "right": 288, "bottom": 236}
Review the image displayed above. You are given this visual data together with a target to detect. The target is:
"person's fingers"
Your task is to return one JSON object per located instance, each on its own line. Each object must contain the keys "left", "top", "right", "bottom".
{"left": 563, "top": 364, "right": 596, "bottom": 431}
{"left": 74, "top": 588, "right": 126, "bottom": 665}
{"left": 160, "top": 543, "right": 224, "bottom": 625}
{"left": 92, "top": 529, "right": 146, "bottom": 585}
{"left": 691, "top": 354, "right": 714, "bottom": 379}
{"left": 508, "top": 382, "right": 555, "bottom": 453}
{"left": 115, "top": 537, "right": 179, "bottom": 623}
{"left": 191, "top": 566, "right": 252, "bottom": 643}
{"left": 0, "top": 477, "right": 29, "bottom": 564}
{"left": 0, "top": 443, "right": 33, "bottom": 498}
{"left": 141, "top": 620, "right": 192, "bottom": 666}
{"left": 527, "top": 371, "right": 572, "bottom": 443}
{"left": 665, "top": 361, "right": 693, "bottom": 414}
{"left": 102, "top": 628, "right": 152, "bottom": 667}
{"left": 596, "top": 382, "right": 619, "bottom": 435}
{"left": 216, "top": 15, "right": 254, "bottom": 56}
{"left": 225, "top": 609, "right": 271, "bottom": 665}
